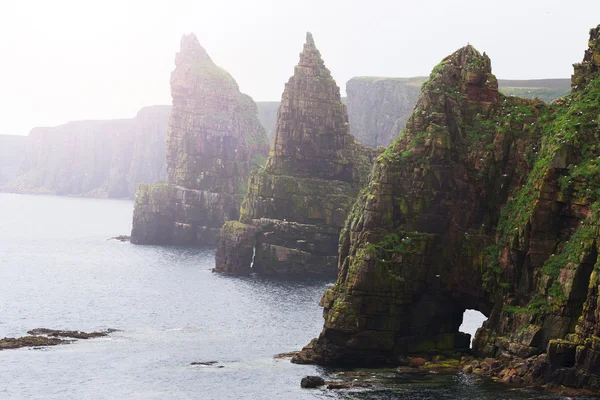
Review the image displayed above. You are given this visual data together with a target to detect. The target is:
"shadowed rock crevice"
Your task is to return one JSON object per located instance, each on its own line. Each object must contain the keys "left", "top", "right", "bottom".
{"left": 293, "top": 25, "right": 600, "bottom": 392}
{"left": 214, "top": 33, "right": 381, "bottom": 276}
{"left": 130, "top": 34, "right": 269, "bottom": 246}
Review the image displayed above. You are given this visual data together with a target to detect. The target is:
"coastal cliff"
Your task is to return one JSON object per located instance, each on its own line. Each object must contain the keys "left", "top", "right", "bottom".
{"left": 294, "top": 24, "right": 600, "bottom": 392}
{"left": 346, "top": 77, "right": 425, "bottom": 148}
{"left": 1, "top": 106, "right": 170, "bottom": 198}
{"left": 130, "top": 34, "right": 269, "bottom": 246}
{"left": 256, "top": 101, "right": 280, "bottom": 140}
{"left": 0, "top": 135, "right": 26, "bottom": 185}
{"left": 214, "top": 33, "right": 380, "bottom": 276}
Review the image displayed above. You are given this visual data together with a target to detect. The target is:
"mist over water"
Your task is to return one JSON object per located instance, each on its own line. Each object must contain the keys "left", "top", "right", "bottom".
{"left": 0, "top": 193, "right": 585, "bottom": 399}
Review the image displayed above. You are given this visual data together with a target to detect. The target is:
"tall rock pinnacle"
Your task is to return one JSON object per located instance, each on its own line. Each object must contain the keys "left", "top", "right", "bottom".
{"left": 130, "top": 34, "right": 269, "bottom": 246}
{"left": 267, "top": 32, "right": 356, "bottom": 182}
{"left": 214, "top": 33, "right": 380, "bottom": 276}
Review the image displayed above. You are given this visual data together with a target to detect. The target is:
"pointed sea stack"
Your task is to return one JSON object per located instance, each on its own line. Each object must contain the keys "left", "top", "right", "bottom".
{"left": 130, "top": 34, "right": 269, "bottom": 246}
{"left": 214, "top": 33, "right": 380, "bottom": 276}
{"left": 293, "top": 25, "right": 600, "bottom": 393}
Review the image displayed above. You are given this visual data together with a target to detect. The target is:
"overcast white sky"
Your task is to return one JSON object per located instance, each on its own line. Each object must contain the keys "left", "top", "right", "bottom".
{"left": 1, "top": 0, "right": 599, "bottom": 135}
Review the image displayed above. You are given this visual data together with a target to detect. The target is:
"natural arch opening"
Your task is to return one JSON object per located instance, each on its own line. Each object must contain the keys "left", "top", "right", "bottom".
{"left": 459, "top": 309, "right": 488, "bottom": 348}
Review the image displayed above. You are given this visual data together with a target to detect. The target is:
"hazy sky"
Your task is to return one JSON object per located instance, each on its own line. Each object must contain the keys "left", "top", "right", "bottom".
{"left": 1, "top": 0, "right": 599, "bottom": 135}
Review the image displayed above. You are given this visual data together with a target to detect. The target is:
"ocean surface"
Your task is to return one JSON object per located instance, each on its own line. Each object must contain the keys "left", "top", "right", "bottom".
{"left": 0, "top": 193, "right": 589, "bottom": 399}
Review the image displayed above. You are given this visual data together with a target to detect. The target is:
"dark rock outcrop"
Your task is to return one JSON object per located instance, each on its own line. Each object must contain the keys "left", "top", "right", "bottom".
{"left": 130, "top": 34, "right": 269, "bottom": 246}
{"left": 2, "top": 106, "right": 170, "bottom": 198}
{"left": 0, "top": 134, "right": 26, "bottom": 185}
{"left": 294, "top": 24, "right": 600, "bottom": 393}
{"left": 300, "top": 376, "right": 325, "bottom": 388}
{"left": 214, "top": 33, "right": 380, "bottom": 276}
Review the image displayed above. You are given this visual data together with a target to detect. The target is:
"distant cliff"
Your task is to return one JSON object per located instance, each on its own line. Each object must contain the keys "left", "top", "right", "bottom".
{"left": 256, "top": 101, "right": 280, "bottom": 140}
{"left": 346, "top": 76, "right": 425, "bottom": 148}
{"left": 0, "top": 135, "right": 26, "bottom": 185}
{"left": 2, "top": 105, "right": 170, "bottom": 198}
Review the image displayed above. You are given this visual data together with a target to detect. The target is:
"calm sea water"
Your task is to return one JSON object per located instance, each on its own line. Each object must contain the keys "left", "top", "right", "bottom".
{"left": 0, "top": 193, "right": 586, "bottom": 399}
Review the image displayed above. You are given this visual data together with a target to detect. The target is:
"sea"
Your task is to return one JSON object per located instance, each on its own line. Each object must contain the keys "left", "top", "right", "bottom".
{"left": 0, "top": 193, "right": 591, "bottom": 399}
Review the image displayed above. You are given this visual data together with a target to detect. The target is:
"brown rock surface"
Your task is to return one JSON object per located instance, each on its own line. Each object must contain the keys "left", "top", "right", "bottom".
{"left": 130, "top": 34, "right": 269, "bottom": 246}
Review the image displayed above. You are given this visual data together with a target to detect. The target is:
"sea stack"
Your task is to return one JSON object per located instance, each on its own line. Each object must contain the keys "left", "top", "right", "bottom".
{"left": 130, "top": 34, "right": 269, "bottom": 246}
{"left": 214, "top": 33, "right": 380, "bottom": 276}
{"left": 293, "top": 24, "right": 600, "bottom": 392}
{"left": 293, "top": 44, "right": 506, "bottom": 365}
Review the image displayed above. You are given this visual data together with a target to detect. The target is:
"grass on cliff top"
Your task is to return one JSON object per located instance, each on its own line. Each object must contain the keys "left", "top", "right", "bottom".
{"left": 350, "top": 76, "right": 427, "bottom": 86}
{"left": 499, "top": 87, "right": 570, "bottom": 103}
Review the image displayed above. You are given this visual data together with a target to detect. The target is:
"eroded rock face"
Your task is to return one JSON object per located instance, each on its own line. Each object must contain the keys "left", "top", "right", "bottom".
{"left": 130, "top": 34, "right": 269, "bottom": 246}
{"left": 214, "top": 33, "right": 380, "bottom": 276}
{"left": 294, "top": 25, "right": 600, "bottom": 392}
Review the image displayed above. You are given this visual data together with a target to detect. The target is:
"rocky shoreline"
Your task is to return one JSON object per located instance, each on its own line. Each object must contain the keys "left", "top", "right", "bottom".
{"left": 294, "top": 351, "right": 600, "bottom": 396}
{"left": 0, "top": 328, "right": 115, "bottom": 350}
{"left": 295, "top": 351, "right": 600, "bottom": 396}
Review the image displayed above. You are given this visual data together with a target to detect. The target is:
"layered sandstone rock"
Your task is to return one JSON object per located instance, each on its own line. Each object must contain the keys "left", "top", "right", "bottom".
{"left": 130, "top": 34, "right": 269, "bottom": 246}
{"left": 294, "top": 25, "right": 600, "bottom": 392}
{"left": 214, "top": 33, "right": 380, "bottom": 276}
{"left": 1, "top": 106, "right": 170, "bottom": 198}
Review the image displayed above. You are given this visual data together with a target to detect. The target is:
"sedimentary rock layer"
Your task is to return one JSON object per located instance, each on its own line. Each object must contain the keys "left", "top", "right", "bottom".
{"left": 1, "top": 106, "right": 170, "bottom": 198}
{"left": 215, "top": 33, "right": 380, "bottom": 276}
{"left": 294, "top": 24, "right": 600, "bottom": 393}
{"left": 130, "top": 34, "right": 269, "bottom": 246}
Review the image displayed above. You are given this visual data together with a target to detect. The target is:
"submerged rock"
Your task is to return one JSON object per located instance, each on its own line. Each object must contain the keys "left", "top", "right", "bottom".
{"left": 130, "top": 34, "right": 269, "bottom": 246}
{"left": 109, "top": 235, "right": 130, "bottom": 242}
{"left": 26, "top": 328, "right": 112, "bottom": 339}
{"left": 214, "top": 33, "right": 380, "bottom": 276}
{"left": 293, "top": 23, "right": 600, "bottom": 393}
{"left": 0, "top": 336, "right": 67, "bottom": 350}
{"left": 190, "top": 361, "right": 223, "bottom": 368}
